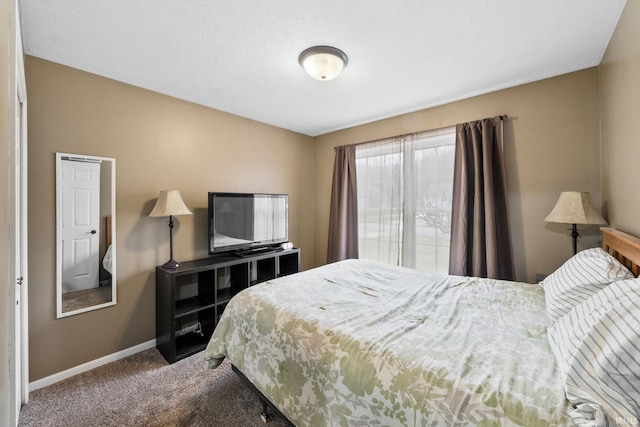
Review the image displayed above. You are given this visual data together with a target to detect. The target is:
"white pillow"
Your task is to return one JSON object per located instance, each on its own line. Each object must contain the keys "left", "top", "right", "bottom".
{"left": 547, "top": 278, "right": 640, "bottom": 426}
{"left": 541, "top": 247, "right": 633, "bottom": 321}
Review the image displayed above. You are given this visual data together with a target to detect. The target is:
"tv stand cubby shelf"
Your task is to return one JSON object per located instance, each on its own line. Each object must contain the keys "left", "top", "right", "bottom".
{"left": 155, "top": 248, "right": 300, "bottom": 364}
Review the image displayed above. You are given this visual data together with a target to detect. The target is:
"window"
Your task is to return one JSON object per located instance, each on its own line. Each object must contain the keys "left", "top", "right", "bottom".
{"left": 355, "top": 126, "right": 455, "bottom": 273}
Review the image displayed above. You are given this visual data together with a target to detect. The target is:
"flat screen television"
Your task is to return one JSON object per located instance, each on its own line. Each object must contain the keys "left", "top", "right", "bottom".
{"left": 208, "top": 192, "right": 288, "bottom": 255}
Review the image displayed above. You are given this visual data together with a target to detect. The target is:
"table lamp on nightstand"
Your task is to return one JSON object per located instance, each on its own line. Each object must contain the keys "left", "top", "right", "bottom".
{"left": 149, "top": 190, "right": 192, "bottom": 269}
{"left": 544, "top": 191, "right": 607, "bottom": 256}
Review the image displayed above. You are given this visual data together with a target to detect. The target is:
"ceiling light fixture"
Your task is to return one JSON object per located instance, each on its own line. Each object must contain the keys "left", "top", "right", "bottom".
{"left": 298, "top": 46, "right": 348, "bottom": 81}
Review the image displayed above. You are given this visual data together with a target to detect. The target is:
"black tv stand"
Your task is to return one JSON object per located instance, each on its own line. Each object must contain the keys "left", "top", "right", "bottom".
{"left": 233, "top": 246, "right": 282, "bottom": 258}
{"left": 155, "top": 248, "right": 300, "bottom": 363}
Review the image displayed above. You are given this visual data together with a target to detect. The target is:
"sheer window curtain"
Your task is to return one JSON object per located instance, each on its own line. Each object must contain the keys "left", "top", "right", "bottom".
{"left": 356, "top": 137, "right": 405, "bottom": 266}
{"left": 327, "top": 145, "right": 359, "bottom": 263}
{"left": 355, "top": 127, "right": 455, "bottom": 272}
{"left": 449, "top": 117, "right": 515, "bottom": 280}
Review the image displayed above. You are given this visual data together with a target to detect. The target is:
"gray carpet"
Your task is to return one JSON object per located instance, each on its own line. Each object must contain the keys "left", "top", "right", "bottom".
{"left": 62, "top": 285, "right": 112, "bottom": 313}
{"left": 18, "top": 348, "right": 291, "bottom": 427}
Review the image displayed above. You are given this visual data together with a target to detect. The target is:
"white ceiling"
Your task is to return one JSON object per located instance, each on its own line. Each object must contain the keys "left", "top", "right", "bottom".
{"left": 19, "top": 0, "right": 626, "bottom": 137}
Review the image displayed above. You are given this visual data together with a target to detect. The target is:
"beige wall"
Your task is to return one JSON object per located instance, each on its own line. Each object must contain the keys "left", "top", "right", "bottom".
{"left": 1, "top": 0, "right": 14, "bottom": 423}
{"left": 24, "top": 0, "right": 640, "bottom": 386}
{"left": 600, "top": 0, "right": 640, "bottom": 235}
{"left": 314, "top": 69, "right": 602, "bottom": 282}
{"left": 26, "top": 57, "right": 315, "bottom": 380}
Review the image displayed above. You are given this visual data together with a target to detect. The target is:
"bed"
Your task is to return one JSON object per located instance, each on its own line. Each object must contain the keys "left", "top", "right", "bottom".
{"left": 204, "top": 227, "right": 640, "bottom": 426}
{"left": 102, "top": 215, "right": 113, "bottom": 275}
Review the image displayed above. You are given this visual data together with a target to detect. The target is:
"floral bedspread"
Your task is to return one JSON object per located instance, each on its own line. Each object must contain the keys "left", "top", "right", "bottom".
{"left": 205, "top": 259, "right": 573, "bottom": 426}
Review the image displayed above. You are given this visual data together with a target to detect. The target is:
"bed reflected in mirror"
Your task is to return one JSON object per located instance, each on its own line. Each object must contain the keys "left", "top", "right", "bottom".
{"left": 56, "top": 153, "right": 116, "bottom": 318}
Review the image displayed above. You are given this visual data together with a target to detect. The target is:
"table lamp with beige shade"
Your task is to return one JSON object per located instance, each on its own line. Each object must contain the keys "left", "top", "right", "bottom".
{"left": 149, "top": 190, "right": 192, "bottom": 268}
{"left": 545, "top": 191, "right": 607, "bottom": 256}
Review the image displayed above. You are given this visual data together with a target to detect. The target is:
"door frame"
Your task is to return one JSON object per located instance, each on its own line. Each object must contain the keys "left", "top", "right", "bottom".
{"left": 14, "top": 0, "right": 29, "bottom": 417}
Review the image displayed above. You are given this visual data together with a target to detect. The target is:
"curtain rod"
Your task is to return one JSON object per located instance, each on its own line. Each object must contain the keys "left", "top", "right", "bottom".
{"left": 333, "top": 114, "right": 509, "bottom": 150}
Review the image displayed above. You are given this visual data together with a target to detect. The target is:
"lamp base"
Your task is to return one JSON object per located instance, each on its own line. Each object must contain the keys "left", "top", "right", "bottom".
{"left": 162, "top": 258, "right": 181, "bottom": 269}
{"left": 570, "top": 223, "right": 579, "bottom": 256}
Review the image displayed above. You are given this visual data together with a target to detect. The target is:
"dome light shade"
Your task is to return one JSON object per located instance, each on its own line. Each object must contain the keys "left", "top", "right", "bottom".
{"left": 299, "top": 46, "right": 348, "bottom": 81}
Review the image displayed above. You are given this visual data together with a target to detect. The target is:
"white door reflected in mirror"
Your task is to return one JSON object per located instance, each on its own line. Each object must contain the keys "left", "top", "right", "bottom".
{"left": 60, "top": 159, "right": 100, "bottom": 292}
{"left": 56, "top": 153, "right": 116, "bottom": 318}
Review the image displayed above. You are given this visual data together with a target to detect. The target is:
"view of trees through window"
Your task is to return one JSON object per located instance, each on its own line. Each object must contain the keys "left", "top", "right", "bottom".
{"left": 355, "top": 127, "right": 456, "bottom": 273}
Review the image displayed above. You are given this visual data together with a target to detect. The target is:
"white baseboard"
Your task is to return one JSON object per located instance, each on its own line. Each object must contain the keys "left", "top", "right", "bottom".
{"left": 29, "top": 339, "right": 157, "bottom": 392}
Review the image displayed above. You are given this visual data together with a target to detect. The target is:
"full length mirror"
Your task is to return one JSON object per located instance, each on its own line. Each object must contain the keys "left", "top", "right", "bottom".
{"left": 56, "top": 153, "right": 116, "bottom": 318}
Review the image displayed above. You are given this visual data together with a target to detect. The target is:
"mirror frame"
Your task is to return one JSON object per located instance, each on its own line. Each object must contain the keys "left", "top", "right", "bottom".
{"left": 56, "top": 152, "right": 117, "bottom": 318}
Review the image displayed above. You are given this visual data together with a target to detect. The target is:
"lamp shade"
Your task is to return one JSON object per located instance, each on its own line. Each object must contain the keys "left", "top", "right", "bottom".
{"left": 299, "top": 46, "right": 348, "bottom": 81}
{"left": 149, "top": 190, "right": 192, "bottom": 217}
{"left": 544, "top": 191, "right": 607, "bottom": 225}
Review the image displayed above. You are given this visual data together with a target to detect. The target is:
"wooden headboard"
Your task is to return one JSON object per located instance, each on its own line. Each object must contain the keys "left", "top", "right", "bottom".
{"left": 106, "top": 215, "right": 112, "bottom": 247}
{"left": 601, "top": 227, "right": 640, "bottom": 277}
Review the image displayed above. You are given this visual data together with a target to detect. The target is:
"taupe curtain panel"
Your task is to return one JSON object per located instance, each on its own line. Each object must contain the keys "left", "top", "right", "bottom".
{"left": 449, "top": 117, "right": 515, "bottom": 280}
{"left": 327, "top": 145, "right": 359, "bottom": 263}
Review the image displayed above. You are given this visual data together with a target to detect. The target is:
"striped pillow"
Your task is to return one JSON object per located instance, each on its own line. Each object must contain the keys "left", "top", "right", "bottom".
{"left": 541, "top": 247, "right": 633, "bottom": 321}
{"left": 547, "top": 278, "right": 640, "bottom": 426}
